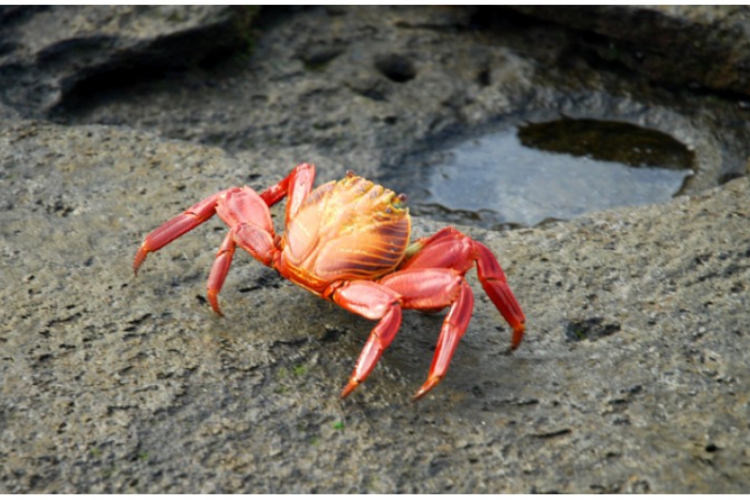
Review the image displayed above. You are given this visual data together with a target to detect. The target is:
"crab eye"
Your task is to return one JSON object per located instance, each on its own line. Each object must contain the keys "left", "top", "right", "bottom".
{"left": 346, "top": 170, "right": 355, "bottom": 178}
{"left": 395, "top": 193, "right": 408, "bottom": 205}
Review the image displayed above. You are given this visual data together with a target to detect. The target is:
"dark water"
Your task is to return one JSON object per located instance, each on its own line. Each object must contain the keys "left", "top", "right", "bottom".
{"left": 399, "top": 119, "right": 695, "bottom": 228}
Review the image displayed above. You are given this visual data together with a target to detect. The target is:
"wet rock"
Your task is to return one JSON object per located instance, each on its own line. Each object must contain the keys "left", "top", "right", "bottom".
{"left": 0, "top": 6, "right": 258, "bottom": 117}
{"left": 510, "top": 6, "right": 750, "bottom": 96}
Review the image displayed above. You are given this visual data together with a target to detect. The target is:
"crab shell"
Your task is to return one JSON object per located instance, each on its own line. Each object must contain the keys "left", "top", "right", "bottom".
{"left": 279, "top": 175, "right": 411, "bottom": 294}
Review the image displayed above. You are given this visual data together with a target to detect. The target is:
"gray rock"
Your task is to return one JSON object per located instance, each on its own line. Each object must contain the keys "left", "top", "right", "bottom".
{"left": 1, "top": 5, "right": 749, "bottom": 494}
{"left": 0, "top": 6, "right": 257, "bottom": 116}
{"left": 511, "top": 6, "right": 750, "bottom": 96}
{"left": 1, "top": 118, "right": 749, "bottom": 493}
{"left": 45, "top": 6, "right": 750, "bottom": 193}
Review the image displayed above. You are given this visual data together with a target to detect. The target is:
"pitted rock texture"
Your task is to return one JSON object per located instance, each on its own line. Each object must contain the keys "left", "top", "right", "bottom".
{"left": 0, "top": 6, "right": 257, "bottom": 116}
{"left": 1, "top": 119, "right": 749, "bottom": 493}
{"left": 1, "top": 6, "right": 749, "bottom": 494}
{"left": 512, "top": 6, "right": 750, "bottom": 96}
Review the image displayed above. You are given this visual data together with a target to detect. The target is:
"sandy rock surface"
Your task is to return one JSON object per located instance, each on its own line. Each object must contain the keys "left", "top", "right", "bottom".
{"left": 1, "top": 6, "right": 749, "bottom": 494}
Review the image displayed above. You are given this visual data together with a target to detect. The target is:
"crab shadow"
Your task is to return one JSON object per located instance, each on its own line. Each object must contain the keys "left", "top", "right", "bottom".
{"left": 201, "top": 264, "right": 536, "bottom": 420}
{"left": 304, "top": 292, "right": 537, "bottom": 414}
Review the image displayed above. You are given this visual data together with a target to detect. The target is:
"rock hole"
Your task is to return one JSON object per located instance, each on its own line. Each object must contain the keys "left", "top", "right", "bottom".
{"left": 321, "top": 326, "right": 346, "bottom": 342}
{"left": 565, "top": 317, "right": 621, "bottom": 342}
{"left": 374, "top": 54, "right": 416, "bottom": 83}
{"left": 476, "top": 68, "right": 491, "bottom": 87}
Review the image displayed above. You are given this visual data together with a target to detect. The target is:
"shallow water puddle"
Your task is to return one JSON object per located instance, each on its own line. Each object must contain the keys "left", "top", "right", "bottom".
{"left": 411, "top": 119, "right": 694, "bottom": 228}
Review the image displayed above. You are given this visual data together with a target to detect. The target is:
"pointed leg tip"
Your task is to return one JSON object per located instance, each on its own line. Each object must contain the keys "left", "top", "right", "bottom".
{"left": 133, "top": 247, "right": 149, "bottom": 276}
{"left": 207, "top": 291, "right": 224, "bottom": 316}
{"left": 510, "top": 323, "right": 526, "bottom": 351}
{"left": 412, "top": 376, "right": 442, "bottom": 402}
{"left": 340, "top": 378, "right": 360, "bottom": 399}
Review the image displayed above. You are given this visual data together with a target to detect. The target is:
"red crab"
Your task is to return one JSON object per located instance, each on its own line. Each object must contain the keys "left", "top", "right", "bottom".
{"left": 134, "top": 163, "right": 525, "bottom": 400}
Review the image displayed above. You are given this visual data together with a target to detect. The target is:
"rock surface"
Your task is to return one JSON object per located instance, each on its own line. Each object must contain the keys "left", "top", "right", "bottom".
{"left": 512, "top": 6, "right": 750, "bottom": 97}
{"left": 1, "top": 6, "right": 749, "bottom": 494}
{"left": 0, "top": 6, "right": 257, "bottom": 117}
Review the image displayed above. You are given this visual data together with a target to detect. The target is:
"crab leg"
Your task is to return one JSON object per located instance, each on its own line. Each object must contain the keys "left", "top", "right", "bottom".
{"left": 401, "top": 227, "right": 476, "bottom": 274}
{"left": 416, "top": 284, "right": 474, "bottom": 400}
{"left": 331, "top": 269, "right": 477, "bottom": 400}
{"left": 206, "top": 233, "right": 235, "bottom": 315}
{"left": 474, "top": 241, "right": 525, "bottom": 350}
{"left": 201, "top": 186, "right": 278, "bottom": 314}
{"left": 133, "top": 189, "right": 233, "bottom": 274}
{"left": 257, "top": 162, "right": 316, "bottom": 224}
{"left": 379, "top": 268, "right": 474, "bottom": 400}
{"left": 206, "top": 220, "right": 278, "bottom": 315}
{"left": 134, "top": 163, "right": 315, "bottom": 276}
{"left": 325, "top": 281, "right": 403, "bottom": 398}
{"left": 399, "top": 227, "right": 526, "bottom": 350}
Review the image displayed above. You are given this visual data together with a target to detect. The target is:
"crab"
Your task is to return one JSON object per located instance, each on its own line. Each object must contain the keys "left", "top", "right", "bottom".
{"left": 134, "top": 163, "right": 525, "bottom": 400}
